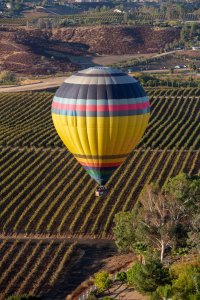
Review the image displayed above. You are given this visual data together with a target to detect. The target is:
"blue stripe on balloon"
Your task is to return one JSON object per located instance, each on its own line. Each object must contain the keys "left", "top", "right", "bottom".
{"left": 51, "top": 107, "right": 150, "bottom": 117}
{"left": 86, "top": 169, "right": 113, "bottom": 185}
{"left": 53, "top": 96, "right": 149, "bottom": 106}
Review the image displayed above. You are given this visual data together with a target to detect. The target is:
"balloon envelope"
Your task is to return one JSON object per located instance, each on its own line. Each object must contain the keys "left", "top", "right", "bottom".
{"left": 52, "top": 67, "right": 150, "bottom": 185}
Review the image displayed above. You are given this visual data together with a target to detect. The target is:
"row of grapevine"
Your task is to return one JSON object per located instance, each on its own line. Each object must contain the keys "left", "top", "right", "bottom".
{"left": 0, "top": 147, "right": 199, "bottom": 236}
{"left": 140, "top": 96, "right": 200, "bottom": 149}
{"left": 0, "top": 240, "right": 76, "bottom": 300}
{"left": 0, "top": 89, "right": 199, "bottom": 236}
{"left": 0, "top": 91, "right": 199, "bottom": 150}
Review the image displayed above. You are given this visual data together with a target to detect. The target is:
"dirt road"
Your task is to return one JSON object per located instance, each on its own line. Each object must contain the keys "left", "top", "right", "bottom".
{"left": 0, "top": 76, "right": 67, "bottom": 93}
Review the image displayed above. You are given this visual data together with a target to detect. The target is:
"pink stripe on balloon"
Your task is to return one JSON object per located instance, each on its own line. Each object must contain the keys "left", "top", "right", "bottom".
{"left": 52, "top": 102, "right": 149, "bottom": 112}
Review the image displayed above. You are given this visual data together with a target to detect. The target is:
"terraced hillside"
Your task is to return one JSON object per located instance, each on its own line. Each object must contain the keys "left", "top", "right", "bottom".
{"left": 0, "top": 88, "right": 199, "bottom": 237}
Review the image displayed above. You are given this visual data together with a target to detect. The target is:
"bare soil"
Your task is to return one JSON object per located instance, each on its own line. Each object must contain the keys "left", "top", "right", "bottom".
{"left": 104, "top": 283, "right": 148, "bottom": 300}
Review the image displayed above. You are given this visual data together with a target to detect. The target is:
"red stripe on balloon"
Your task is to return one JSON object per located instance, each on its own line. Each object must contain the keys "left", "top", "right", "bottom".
{"left": 52, "top": 102, "right": 149, "bottom": 112}
{"left": 79, "top": 161, "right": 122, "bottom": 167}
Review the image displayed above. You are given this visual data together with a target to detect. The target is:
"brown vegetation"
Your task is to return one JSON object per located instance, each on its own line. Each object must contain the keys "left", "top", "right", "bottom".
{"left": 0, "top": 25, "right": 180, "bottom": 75}
{"left": 52, "top": 25, "right": 180, "bottom": 55}
{"left": 0, "top": 29, "right": 78, "bottom": 75}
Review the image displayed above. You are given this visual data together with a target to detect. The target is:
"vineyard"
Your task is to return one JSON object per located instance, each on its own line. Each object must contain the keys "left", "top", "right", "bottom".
{"left": 0, "top": 11, "right": 199, "bottom": 27}
{"left": 0, "top": 239, "right": 116, "bottom": 299}
{"left": 0, "top": 88, "right": 199, "bottom": 237}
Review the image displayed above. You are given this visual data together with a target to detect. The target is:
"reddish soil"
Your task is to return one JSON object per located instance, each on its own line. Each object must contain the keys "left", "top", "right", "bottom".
{"left": 0, "top": 25, "right": 180, "bottom": 75}
{"left": 0, "top": 28, "right": 78, "bottom": 75}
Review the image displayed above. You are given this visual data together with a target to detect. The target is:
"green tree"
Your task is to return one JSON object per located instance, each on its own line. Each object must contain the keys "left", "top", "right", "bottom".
{"left": 156, "top": 284, "right": 173, "bottom": 300}
{"left": 136, "top": 184, "right": 189, "bottom": 262}
{"left": 170, "top": 264, "right": 200, "bottom": 299}
{"left": 164, "top": 173, "right": 200, "bottom": 209}
{"left": 127, "top": 259, "right": 170, "bottom": 293}
{"left": 94, "top": 271, "right": 112, "bottom": 293}
{"left": 180, "top": 26, "right": 190, "bottom": 43}
{"left": 113, "top": 210, "right": 137, "bottom": 253}
{"left": 190, "top": 23, "right": 198, "bottom": 38}
{"left": 114, "top": 174, "right": 200, "bottom": 262}
{"left": 166, "top": 1, "right": 173, "bottom": 21}
{"left": 116, "top": 271, "right": 127, "bottom": 283}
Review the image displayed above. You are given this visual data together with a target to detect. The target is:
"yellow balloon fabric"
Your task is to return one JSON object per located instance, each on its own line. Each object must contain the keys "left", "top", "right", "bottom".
{"left": 52, "top": 67, "right": 150, "bottom": 185}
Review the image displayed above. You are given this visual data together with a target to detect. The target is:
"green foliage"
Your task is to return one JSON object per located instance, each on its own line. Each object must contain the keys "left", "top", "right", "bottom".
{"left": 170, "top": 264, "right": 200, "bottom": 299}
{"left": 156, "top": 284, "right": 173, "bottom": 299}
{"left": 127, "top": 259, "right": 170, "bottom": 293}
{"left": 164, "top": 173, "right": 200, "bottom": 209}
{"left": 116, "top": 271, "right": 127, "bottom": 283}
{"left": 94, "top": 271, "right": 112, "bottom": 293}
{"left": 149, "top": 292, "right": 162, "bottom": 300}
{"left": 113, "top": 174, "right": 200, "bottom": 263}
{"left": 126, "top": 259, "right": 200, "bottom": 299}
{"left": 139, "top": 75, "right": 160, "bottom": 86}
{"left": 113, "top": 210, "right": 137, "bottom": 252}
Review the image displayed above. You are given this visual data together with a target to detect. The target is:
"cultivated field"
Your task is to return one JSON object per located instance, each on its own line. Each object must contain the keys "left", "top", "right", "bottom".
{"left": 0, "top": 88, "right": 199, "bottom": 237}
{"left": 0, "top": 239, "right": 116, "bottom": 299}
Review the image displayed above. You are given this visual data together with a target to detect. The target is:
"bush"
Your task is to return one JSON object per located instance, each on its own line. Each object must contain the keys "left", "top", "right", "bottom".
{"left": 170, "top": 264, "right": 200, "bottom": 299}
{"left": 116, "top": 271, "right": 127, "bottom": 283}
{"left": 156, "top": 284, "right": 173, "bottom": 299}
{"left": 127, "top": 259, "right": 170, "bottom": 294}
{"left": 150, "top": 263, "right": 200, "bottom": 300}
{"left": 94, "top": 271, "right": 112, "bottom": 293}
{"left": 0, "top": 70, "right": 16, "bottom": 83}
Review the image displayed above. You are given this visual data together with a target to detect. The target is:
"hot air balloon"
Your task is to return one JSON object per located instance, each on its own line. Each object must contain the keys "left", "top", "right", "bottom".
{"left": 52, "top": 67, "right": 150, "bottom": 196}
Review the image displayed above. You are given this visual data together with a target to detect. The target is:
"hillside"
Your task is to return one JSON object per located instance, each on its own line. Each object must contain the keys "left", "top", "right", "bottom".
{"left": 0, "top": 29, "right": 78, "bottom": 76}
{"left": 0, "top": 25, "right": 180, "bottom": 75}
{"left": 51, "top": 26, "right": 180, "bottom": 55}
{"left": 0, "top": 88, "right": 199, "bottom": 237}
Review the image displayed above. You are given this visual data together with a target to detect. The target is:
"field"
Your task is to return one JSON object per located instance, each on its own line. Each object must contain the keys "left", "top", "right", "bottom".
{"left": 0, "top": 239, "right": 117, "bottom": 299}
{"left": 0, "top": 86, "right": 199, "bottom": 299}
{"left": 0, "top": 88, "right": 199, "bottom": 238}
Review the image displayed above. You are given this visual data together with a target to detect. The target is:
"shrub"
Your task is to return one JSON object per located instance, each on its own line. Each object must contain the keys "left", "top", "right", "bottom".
{"left": 94, "top": 271, "right": 112, "bottom": 293}
{"left": 127, "top": 259, "right": 170, "bottom": 294}
{"left": 170, "top": 264, "right": 200, "bottom": 299}
{"left": 116, "top": 271, "right": 127, "bottom": 283}
{"left": 0, "top": 70, "right": 16, "bottom": 83}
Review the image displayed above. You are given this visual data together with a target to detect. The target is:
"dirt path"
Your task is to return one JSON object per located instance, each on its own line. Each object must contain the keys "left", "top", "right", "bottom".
{"left": 0, "top": 76, "right": 66, "bottom": 93}
{"left": 104, "top": 283, "right": 148, "bottom": 300}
